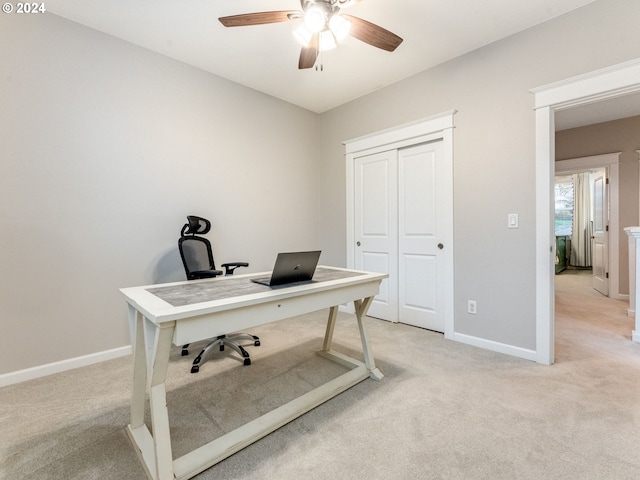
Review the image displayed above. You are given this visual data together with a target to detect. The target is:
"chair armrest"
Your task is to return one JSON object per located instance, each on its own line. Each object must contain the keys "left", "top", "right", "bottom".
{"left": 221, "top": 262, "right": 249, "bottom": 275}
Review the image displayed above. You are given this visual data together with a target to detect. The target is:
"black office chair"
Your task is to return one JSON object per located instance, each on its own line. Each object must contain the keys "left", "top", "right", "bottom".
{"left": 178, "top": 215, "right": 260, "bottom": 372}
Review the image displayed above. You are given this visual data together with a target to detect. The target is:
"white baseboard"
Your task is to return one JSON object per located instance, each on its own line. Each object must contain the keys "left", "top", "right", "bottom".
{"left": 349, "top": 306, "right": 537, "bottom": 362}
{"left": 0, "top": 345, "right": 132, "bottom": 388}
{"left": 452, "top": 332, "right": 537, "bottom": 362}
{"left": 633, "top": 331, "right": 640, "bottom": 343}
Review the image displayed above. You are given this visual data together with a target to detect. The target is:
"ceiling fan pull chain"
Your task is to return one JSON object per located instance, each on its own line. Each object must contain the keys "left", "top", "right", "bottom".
{"left": 316, "top": 49, "right": 324, "bottom": 72}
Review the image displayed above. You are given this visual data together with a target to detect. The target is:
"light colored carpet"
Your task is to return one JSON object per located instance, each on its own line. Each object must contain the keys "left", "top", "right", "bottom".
{"left": 2, "top": 269, "right": 640, "bottom": 479}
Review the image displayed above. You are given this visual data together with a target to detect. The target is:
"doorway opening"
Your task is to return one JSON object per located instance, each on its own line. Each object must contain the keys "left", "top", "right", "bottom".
{"left": 553, "top": 169, "right": 603, "bottom": 281}
{"left": 554, "top": 153, "right": 622, "bottom": 300}
{"left": 532, "top": 58, "right": 640, "bottom": 365}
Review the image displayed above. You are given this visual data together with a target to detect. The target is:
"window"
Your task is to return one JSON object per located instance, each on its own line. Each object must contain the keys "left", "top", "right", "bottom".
{"left": 554, "top": 179, "right": 574, "bottom": 236}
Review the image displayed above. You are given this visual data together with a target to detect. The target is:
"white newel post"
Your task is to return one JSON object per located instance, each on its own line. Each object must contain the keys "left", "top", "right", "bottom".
{"left": 624, "top": 227, "right": 640, "bottom": 343}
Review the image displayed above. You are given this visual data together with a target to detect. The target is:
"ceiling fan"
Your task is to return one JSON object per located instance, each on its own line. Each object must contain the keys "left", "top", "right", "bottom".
{"left": 218, "top": 0, "right": 403, "bottom": 69}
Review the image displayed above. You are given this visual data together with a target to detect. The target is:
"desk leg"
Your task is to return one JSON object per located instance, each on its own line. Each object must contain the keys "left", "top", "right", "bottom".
{"left": 130, "top": 310, "right": 147, "bottom": 429}
{"left": 127, "top": 314, "right": 176, "bottom": 480}
{"left": 148, "top": 323, "right": 175, "bottom": 480}
{"left": 319, "top": 300, "right": 383, "bottom": 381}
{"left": 322, "top": 305, "right": 339, "bottom": 351}
{"left": 354, "top": 297, "right": 384, "bottom": 381}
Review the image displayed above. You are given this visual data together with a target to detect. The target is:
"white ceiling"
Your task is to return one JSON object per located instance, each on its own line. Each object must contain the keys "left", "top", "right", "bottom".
{"left": 47, "top": 0, "right": 598, "bottom": 113}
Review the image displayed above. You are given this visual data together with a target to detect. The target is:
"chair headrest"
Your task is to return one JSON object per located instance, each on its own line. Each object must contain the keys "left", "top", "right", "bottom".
{"left": 181, "top": 216, "right": 211, "bottom": 236}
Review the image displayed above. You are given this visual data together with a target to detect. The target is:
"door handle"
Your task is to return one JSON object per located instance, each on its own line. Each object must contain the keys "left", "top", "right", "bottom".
{"left": 357, "top": 241, "right": 361, "bottom": 247}
{"left": 438, "top": 243, "right": 444, "bottom": 250}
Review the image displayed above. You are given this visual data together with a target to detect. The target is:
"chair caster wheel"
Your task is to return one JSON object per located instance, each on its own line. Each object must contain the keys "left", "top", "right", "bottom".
{"left": 191, "top": 365, "right": 199, "bottom": 373}
{"left": 254, "top": 340, "right": 261, "bottom": 346}
{"left": 181, "top": 349, "right": 189, "bottom": 356}
{"left": 243, "top": 358, "right": 251, "bottom": 366}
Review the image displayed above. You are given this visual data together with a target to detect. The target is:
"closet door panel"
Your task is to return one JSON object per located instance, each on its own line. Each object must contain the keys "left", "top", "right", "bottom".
{"left": 398, "top": 142, "right": 445, "bottom": 332}
{"left": 354, "top": 150, "right": 398, "bottom": 321}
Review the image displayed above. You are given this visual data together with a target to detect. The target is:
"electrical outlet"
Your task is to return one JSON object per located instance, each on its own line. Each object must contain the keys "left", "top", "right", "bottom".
{"left": 468, "top": 300, "right": 477, "bottom": 315}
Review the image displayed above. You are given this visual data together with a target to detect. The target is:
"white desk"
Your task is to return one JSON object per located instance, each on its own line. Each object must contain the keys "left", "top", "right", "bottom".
{"left": 120, "top": 266, "right": 387, "bottom": 480}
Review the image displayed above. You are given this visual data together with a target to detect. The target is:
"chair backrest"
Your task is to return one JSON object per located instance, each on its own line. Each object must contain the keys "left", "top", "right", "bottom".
{"left": 179, "top": 216, "right": 217, "bottom": 280}
{"left": 181, "top": 215, "right": 211, "bottom": 236}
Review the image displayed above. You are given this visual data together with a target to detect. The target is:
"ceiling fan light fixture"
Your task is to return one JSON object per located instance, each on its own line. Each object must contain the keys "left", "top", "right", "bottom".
{"left": 293, "top": 23, "right": 313, "bottom": 46}
{"left": 219, "top": 1, "right": 404, "bottom": 69}
{"left": 319, "top": 30, "right": 337, "bottom": 51}
{"left": 328, "top": 14, "right": 351, "bottom": 42}
{"left": 303, "top": 6, "right": 327, "bottom": 33}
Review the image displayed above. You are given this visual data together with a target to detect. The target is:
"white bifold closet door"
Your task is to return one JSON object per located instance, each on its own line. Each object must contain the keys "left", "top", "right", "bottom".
{"left": 354, "top": 141, "right": 446, "bottom": 332}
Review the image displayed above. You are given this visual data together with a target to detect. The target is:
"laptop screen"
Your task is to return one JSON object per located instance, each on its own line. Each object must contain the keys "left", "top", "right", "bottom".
{"left": 252, "top": 250, "right": 321, "bottom": 287}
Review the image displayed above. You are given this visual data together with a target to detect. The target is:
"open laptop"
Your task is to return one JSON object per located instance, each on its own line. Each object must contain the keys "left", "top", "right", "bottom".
{"left": 251, "top": 251, "right": 321, "bottom": 287}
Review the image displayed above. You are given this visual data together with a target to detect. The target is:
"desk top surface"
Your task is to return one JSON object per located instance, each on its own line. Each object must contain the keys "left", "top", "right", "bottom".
{"left": 121, "top": 266, "right": 387, "bottom": 323}
{"left": 147, "top": 267, "right": 363, "bottom": 307}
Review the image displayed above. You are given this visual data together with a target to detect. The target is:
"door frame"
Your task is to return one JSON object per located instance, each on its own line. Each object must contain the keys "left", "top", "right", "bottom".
{"left": 344, "top": 110, "right": 456, "bottom": 339}
{"left": 532, "top": 58, "right": 640, "bottom": 365}
{"left": 555, "top": 153, "right": 622, "bottom": 298}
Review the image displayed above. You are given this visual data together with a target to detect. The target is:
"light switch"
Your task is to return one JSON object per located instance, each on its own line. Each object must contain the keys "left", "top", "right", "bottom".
{"left": 508, "top": 213, "right": 519, "bottom": 229}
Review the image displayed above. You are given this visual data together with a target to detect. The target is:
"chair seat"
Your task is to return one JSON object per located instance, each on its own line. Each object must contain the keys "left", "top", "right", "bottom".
{"left": 189, "top": 269, "right": 223, "bottom": 279}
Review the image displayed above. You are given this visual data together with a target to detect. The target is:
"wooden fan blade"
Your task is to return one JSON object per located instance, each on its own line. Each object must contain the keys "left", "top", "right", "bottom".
{"left": 342, "top": 14, "right": 403, "bottom": 52}
{"left": 298, "top": 34, "right": 319, "bottom": 69}
{"left": 219, "top": 11, "right": 298, "bottom": 27}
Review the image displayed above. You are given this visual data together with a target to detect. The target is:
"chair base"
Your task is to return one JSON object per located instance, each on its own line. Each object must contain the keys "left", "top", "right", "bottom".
{"left": 183, "top": 333, "right": 260, "bottom": 373}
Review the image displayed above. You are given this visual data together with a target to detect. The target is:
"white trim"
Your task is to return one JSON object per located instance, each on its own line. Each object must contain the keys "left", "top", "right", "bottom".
{"left": 533, "top": 58, "right": 640, "bottom": 365}
{"left": 344, "top": 110, "right": 456, "bottom": 154}
{"left": 532, "top": 58, "right": 640, "bottom": 111}
{"left": 535, "top": 106, "right": 555, "bottom": 365}
{"left": 452, "top": 332, "right": 537, "bottom": 362}
{"left": 555, "top": 152, "right": 621, "bottom": 171}
{"left": 624, "top": 227, "right": 640, "bottom": 343}
{"left": 0, "top": 345, "right": 132, "bottom": 388}
{"left": 637, "top": 150, "right": 640, "bottom": 225}
{"left": 556, "top": 153, "right": 622, "bottom": 300}
{"left": 344, "top": 110, "right": 456, "bottom": 340}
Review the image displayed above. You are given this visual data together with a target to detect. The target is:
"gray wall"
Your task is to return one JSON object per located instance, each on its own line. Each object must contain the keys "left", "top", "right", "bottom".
{"left": 3, "top": 0, "right": 640, "bottom": 377}
{"left": 317, "top": 0, "right": 640, "bottom": 351}
{"left": 0, "top": 14, "right": 320, "bottom": 375}
{"left": 556, "top": 115, "right": 640, "bottom": 295}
